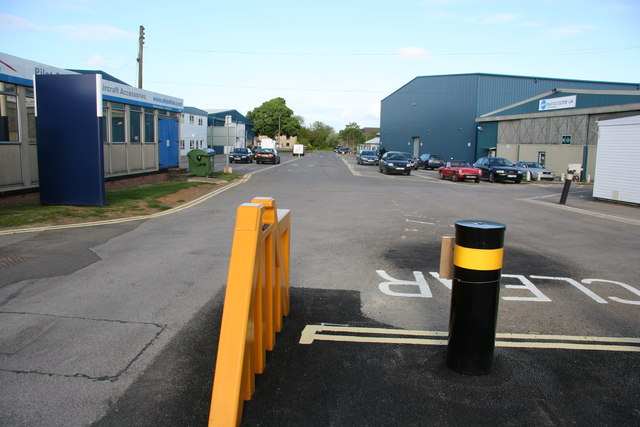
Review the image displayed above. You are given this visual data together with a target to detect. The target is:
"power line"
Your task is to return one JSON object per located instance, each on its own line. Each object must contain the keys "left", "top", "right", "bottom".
{"left": 144, "top": 44, "right": 640, "bottom": 57}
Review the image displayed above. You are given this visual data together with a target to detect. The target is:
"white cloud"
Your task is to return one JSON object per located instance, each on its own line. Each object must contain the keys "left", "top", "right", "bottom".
{"left": 396, "top": 46, "right": 430, "bottom": 60}
{"left": 368, "top": 102, "right": 380, "bottom": 117}
{"left": 543, "top": 24, "right": 596, "bottom": 39}
{"left": 56, "top": 24, "right": 135, "bottom": 41}
{"left": 0, "top": 13, "right": 42, "bottom": 30}
{"left": 89, "top": 54, "right": 108, "bottom": 67}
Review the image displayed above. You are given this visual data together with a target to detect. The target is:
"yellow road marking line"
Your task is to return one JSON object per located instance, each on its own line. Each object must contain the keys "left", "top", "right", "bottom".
{"left": 340, "top": 156, "right": 361, "bottom": 176}
{"left": 300, "top": 325, "right": 640, "bottom": 352}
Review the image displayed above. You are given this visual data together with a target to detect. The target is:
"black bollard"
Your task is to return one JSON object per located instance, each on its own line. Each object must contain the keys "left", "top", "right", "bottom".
{"left": 559, "top": 176, "right": 572, "bottom": 205}
{"left": 447, "top": 220, "right": 506, "bottom": 375}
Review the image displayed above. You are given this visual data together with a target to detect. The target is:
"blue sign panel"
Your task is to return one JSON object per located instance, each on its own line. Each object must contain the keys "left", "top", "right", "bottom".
{"left": 35, "top": 74, "right": 106, "bottom": 206}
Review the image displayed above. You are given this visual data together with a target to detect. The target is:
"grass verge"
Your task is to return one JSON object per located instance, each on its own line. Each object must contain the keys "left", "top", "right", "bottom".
{"left": 0, "top": 179, "right": 235, "bottom": 229}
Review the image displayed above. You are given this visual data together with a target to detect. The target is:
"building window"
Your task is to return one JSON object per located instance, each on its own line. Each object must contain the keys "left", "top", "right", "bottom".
{"left": 180, "top": 140, "right": 185, "bottom": 150}
{"left": 26, "top": 92, "right": 36, "bottom": 143}
{"left": 102, "top": 101, "right": 108, "bottom": 144}
{"left": 0, "top": 83, "right": 19, "bottom": 142}
{"left": 111, "top": 103, "right": 125, "bottom": 143}
{"left": 130, "top": 106, "right": 141, "bottom": 144}
{"left": 198, "top": 117, "right": 203, "bottom": 126}
{"left": 189, "top": 115, "right": 194, "bottom": 124}
{"left": 144, "top": 110, "right": 155, "bottom": 143}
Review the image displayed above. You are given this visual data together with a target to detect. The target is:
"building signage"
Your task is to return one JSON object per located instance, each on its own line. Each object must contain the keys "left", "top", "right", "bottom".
{"left": 0, "top": 52, "right": 75, "bottom": 86}
{"left": 1, "top": 51, "right": 183, "bottom": 112}
{"left": 102, "top": 80, "right": 183, "bottom": 112}
{"left": 539, "top": 95, "right": 577, "bottom": 111}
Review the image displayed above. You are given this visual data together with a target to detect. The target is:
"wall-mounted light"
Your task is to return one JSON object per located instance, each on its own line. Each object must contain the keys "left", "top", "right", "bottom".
{"left": 477, "top": 126, "right": 484, "bottom": 131}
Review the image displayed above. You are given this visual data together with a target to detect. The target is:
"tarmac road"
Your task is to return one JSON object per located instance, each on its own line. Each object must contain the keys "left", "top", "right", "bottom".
{"left": 1, "top": 151, "right": 639, "bottom": 426}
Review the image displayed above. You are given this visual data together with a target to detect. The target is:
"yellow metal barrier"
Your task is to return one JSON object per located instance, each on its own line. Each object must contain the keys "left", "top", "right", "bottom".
{"left": 208, "top": 197, "right": 291, "bottom": 427}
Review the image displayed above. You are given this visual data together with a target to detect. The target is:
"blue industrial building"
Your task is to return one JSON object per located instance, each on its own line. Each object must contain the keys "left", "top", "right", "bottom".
{"left": 380, "top": 73, "right": 640, "bottom": 163}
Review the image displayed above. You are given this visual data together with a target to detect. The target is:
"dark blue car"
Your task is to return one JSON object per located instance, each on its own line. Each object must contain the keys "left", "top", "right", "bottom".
{"left": 379, "top": 151, "right": 412, "bottom": 175}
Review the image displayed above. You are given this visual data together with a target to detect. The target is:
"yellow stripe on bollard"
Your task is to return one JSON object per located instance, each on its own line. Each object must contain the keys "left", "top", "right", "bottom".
{"left": 453, "top": 245, "right": 504, "bottom": 271}
{"left": 209, "top": 198, "right": 291, "bottom": 427}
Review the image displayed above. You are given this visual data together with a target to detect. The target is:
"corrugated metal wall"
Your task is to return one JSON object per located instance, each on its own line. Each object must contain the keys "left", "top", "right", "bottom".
{"left": 380, "top": 73, "right": 640, "bottom": 162}
{"left": 593, "top": 116, "right": 640, "bottom": 203}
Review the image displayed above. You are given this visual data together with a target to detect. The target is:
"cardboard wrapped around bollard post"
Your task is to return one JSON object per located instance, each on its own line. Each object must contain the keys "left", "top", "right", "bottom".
{"left": 447, "top": 220, "right": 506, "bottom": 375}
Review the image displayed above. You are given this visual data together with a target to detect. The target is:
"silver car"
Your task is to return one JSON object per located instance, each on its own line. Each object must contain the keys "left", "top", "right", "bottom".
{"left": 514, "top": 161, "right": 556, "bottom": 181}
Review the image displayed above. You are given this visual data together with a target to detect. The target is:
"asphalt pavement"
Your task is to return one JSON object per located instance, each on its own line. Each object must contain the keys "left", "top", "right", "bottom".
{"left": 1, "top": 151, "right": 639, "bottom": 426}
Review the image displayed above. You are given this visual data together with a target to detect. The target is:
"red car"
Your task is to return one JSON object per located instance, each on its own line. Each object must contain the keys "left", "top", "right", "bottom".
{"left": 439, "top": 160, "right": 482, "bottom": 183}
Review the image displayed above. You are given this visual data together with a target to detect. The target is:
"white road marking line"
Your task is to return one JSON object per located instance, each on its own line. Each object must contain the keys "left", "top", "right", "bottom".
{"left": 521, "top": 197, "right": 640, "bottom": 226}
{"left": 299, "top": 325, "right": 640, "bottom": 352}
{"left": 406, "top": 219, "right": 434, "bottom": 225}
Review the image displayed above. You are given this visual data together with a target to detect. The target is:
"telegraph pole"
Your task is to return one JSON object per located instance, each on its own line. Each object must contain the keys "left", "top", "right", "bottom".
{"left": 137, "top": 25, "right": 145, "bottom": 88}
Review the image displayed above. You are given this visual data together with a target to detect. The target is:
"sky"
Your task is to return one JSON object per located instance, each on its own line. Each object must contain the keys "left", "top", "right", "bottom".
{"left": 1, "top": 0, "right": 639, "bottom": 131}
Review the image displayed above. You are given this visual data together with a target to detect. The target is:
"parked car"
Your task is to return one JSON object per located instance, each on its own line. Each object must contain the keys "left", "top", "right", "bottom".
{"left": 473, "top": 157, "right": 523, "bottom": 183}
{"left": 513, "top": 161, "right": 556, "bottom": 181}
{"left": 336, "top": 146, "right": 351, "bottom": 154}
{"left": 379, "top": 151, "right": 412, "bottom": 175}
{"left": 228, "top": 147, "right": 253, "bottom": 163}
{"left": 357, "top": 150, "right": 379, "bottom": 165}
{"left": 438, "top": 160, "right": 482, "bottom": 182}
{"left": 255, "top": 148, "right": 280, "bottom": 164}
{"left": 403, "top": 153, "right": 419, "bottom": 170}
{"left": 419, "top": 153, "right": 445, "bottom": 169}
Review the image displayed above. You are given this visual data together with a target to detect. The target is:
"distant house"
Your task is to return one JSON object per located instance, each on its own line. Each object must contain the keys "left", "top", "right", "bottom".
{"left": 253, "top": 134, "right": 299, "bottom": 150}
{"left": 180, "top": 107, "right": 208, "bottom": 156}
{"left": 359, "top": 137, "right": 380, "bottom": 152}
{"left": 362, "top": 127, "right": 380, "bottom": 137}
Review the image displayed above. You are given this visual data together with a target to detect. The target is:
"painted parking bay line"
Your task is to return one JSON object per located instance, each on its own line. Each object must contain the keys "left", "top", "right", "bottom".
{"left": 299, "top": 325, "right": 640, "bottom": 352}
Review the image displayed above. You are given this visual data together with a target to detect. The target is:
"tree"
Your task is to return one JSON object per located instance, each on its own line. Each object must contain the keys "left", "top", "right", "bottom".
{"left": 338, "top": 122, "right": 366, "bottom": 148}
{"left": 246, "top": 98, "right": 301, "bottom": 139}
{"left": 307, "top": 121, "right": 335, "bottom": 149}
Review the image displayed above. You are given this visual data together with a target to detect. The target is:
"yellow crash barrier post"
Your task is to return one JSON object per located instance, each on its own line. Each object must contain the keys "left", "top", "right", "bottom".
{"left": 209, "top": 198, "right": 291, "bottom": 427}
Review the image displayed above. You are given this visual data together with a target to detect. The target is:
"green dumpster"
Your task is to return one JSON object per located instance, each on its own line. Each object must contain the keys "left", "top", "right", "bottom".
{"left": 187, "top": 149, "right": 215, "bottom": 177}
